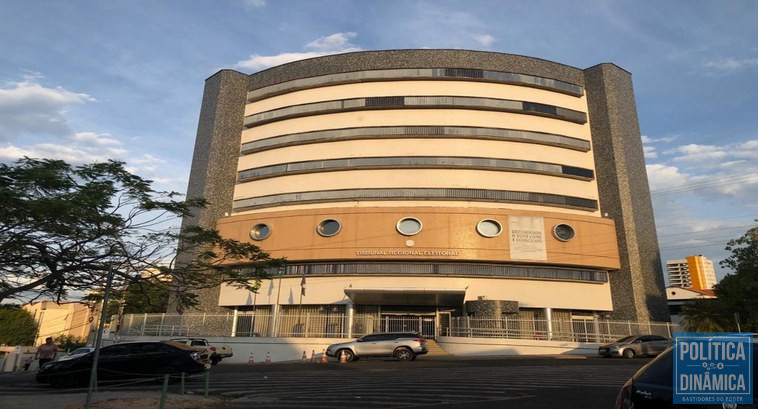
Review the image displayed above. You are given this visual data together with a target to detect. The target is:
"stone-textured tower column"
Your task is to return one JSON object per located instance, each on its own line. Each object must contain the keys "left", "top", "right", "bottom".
{"left": 171, "top": 69, "right": 249, "bottom": 313}
{"left": 584, "top": 64, "right": 669, "bottom": 322}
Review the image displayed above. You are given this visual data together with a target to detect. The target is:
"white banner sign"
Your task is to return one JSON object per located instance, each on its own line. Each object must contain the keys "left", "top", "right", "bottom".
{"left": 508, "top": 216, "right": 547, "bottom": 260}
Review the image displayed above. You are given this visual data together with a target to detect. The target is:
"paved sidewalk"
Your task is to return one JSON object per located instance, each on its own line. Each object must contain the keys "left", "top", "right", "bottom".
{"left": 0, "top": 391, "right": 223, "bottom": 409}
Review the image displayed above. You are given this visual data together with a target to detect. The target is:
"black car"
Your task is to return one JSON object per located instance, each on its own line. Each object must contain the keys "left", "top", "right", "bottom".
{"left": 616, "top": 342, "right": 757, "bottom": 408}
{"left": 36, "top": 341, "right": 208, "bottom": 387}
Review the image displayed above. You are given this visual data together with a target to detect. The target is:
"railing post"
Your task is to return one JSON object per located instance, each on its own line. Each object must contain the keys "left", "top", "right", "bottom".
{"left": 231, "top": 307, "right": 238, "bottom": 337}
{"left": 141, "top": 313, "right": 147, "bottom": 336}
{"left": 346, "top": 303, "right": 354, "bottom": 339}
{"left": 627, "top": 320, "right": 632, "bottom": 336}
{"left": 667, "top": 322, "right": 672, "bottom": 338}
{"left": 128, "top": 314, "right": 134, "bottom": 335}
{"left": 160, "top": 313, "right": 165, "bottom": 336}
{"left": 467, "top": 316, "right": 472, "bottom": 337}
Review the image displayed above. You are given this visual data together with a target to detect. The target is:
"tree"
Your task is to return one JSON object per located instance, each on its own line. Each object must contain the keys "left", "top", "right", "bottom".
{"left": 0, "top": 305, "right": 37, "bottom": 345}
{"left": 679, "top": 221, "right": 758, "bottom": 332}
{"left": 0, "top": 158, "right": 282, "bottom": 310}
{"left": 680, "top": 299, "right": 732, "bottom": 332}
{"left": 716, "top": 221, "right": 758, "bottom": 331}
{"left": 53, "top": 334, "right": 87, "bottom": 352}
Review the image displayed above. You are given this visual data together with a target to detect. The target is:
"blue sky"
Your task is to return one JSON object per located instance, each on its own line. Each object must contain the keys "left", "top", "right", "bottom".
{"left": 1, "top": 0, "right": 756, "bottom": 281}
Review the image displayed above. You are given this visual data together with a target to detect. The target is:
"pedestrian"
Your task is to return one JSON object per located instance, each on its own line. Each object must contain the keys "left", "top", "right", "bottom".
{"left": 35, "top": 337, "right": 58, "bottom": 368}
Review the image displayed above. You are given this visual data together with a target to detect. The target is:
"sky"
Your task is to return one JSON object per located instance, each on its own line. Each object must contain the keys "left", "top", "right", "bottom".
{"left": 1, "top": 0, "right": 756, "bottom": 283}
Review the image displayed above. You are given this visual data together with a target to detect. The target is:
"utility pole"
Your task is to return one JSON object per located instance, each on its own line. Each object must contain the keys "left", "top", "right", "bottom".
{"left": 85, "top": 266, "right": 114, "bottom": 409}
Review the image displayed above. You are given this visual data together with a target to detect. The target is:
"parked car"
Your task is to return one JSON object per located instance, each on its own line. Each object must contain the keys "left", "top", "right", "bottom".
{"left": 598, "top": 335, "right": 671, "bottom": 359}
{"left": 168, "top": 338, "right": 233, "bottom": 365}
{"left": 615, "top": 342, "right": 757, "bottom": 408}
{"left": 36, "top": 341, "right": 208, "bottom": 387}
{"left": 326, "top": 332, "right": 428, "bottom": 362}
{"left": 57, "top": 347, "right": 95, "bottom": 361}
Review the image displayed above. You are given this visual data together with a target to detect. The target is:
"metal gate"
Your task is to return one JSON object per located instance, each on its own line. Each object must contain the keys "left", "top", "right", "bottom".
{"left": 380, "top": 315, "right": 436, "bottom": 338}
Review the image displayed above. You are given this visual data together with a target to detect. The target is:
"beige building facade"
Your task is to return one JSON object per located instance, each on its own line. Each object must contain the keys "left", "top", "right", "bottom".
{"left": 24, "top": 301, "right": 94, "bottom": 346}
{"left": 179, "top": 50, "right": 669, "bottom": 336}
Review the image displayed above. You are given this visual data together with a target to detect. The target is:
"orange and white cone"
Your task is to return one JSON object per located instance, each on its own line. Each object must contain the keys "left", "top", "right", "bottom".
{"left": 302, "top": 351, "right": 307, "bottom": 363}
{"left": 310, "top": 349, "right": 316, "bottom": 363}
{"left": 339, "top": 350, "right": 347, "bottom": 364}
{"left": 248, "top": 353, "right": 255, "bottom": 365}
{"left": 320, "top": 349, "right": 328, "bottom": 364}
{"left": 265, "top": 352, "right": 271, "bottom": 364}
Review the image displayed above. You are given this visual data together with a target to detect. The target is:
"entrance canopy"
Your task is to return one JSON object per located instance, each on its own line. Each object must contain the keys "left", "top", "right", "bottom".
{"left": 344, "top": 288, "right": 466, "bottom": 306}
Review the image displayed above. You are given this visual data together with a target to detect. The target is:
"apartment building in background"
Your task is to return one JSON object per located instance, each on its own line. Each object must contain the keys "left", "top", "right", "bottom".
{"left": 23, "top": 301, "right": 95, "bottom": 346}
{"left": 176, "top": 49, "right": 670, "bottom": 338}
{"left": 666, "top": 255, "right": 717, "bottom": 290}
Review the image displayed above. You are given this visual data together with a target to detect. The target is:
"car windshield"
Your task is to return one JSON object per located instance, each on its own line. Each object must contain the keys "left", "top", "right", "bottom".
{"left": 615, "top": 336, "right": 637, "bottom": 343}
{"left": 69, "top": 348, "right": 91, "bottom": 355}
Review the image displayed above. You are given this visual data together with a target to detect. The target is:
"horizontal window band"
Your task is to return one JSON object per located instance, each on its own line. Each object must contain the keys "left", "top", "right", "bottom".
{"left": 241, "top": 126, "right": 591, "bottom": 155}
{"left": 229, "top": 262, "right": 608, "bottom": 284}
{"left": 243, "top": 96, "right": 587, "bottom": 128}
{"left": 246, "top": 68, "right": 584, "bottom": 102}
{"left": 232, "top": 188, "right": 598, "bottom": 212}
{"left": 237, "top": 156, "right": 595, "bottom": 182}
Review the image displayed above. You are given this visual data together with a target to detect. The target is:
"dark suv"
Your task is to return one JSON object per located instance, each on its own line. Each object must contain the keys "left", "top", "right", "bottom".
{"left": 326, "top": 332, "right": 428, "bottom": 362}
{"left": 36, "top": 341, "right": 208, "bottom": 387}
{"left": 616, "top": 342, "right": 757, "bottom": 408}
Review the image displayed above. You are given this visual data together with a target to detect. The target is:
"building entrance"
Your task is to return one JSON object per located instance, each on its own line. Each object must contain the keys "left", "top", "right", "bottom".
{"left": 379, "top": 313, "right": 436, "bottom": 338}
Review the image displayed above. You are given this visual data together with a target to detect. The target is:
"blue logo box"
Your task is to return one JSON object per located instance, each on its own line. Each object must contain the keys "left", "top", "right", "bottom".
{"left": 674, "top": 332, "right": 753, "bottom": 405}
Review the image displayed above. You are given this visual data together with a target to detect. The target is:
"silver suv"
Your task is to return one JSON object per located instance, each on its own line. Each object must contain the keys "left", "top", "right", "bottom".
{"left": 326, "top": 332, "right": 429, "bottom": 362}
{"left": 598, "top": 335, "right": 671, "bottom": 359}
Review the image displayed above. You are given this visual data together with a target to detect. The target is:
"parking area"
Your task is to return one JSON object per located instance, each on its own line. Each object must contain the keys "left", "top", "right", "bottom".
{"left": 0, "top": 356, "right": 653, "bottom": 409}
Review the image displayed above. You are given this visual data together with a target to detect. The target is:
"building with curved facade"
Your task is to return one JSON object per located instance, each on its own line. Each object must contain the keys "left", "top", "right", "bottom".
{"left": 180, "top": 50, "right": 669, "bottom": 338}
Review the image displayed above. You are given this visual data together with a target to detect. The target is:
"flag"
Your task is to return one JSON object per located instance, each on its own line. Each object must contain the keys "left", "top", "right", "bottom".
{"left": 300, "top": 275, "right": 306, "bottom": 296}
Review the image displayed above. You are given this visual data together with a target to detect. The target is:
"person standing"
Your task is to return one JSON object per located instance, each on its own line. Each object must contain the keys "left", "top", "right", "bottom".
{"left": 35, "top": 337, "right": 58, "bottom": 368}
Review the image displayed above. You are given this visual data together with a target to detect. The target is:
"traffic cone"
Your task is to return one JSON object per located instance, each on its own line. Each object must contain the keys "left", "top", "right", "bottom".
{"left": 310, "top": 349, "right": 316, "bottom": 363}
{"left": 265, "top": 352, "right": 271, "bottom": 364}
{"left": 302, "top": 351, "right": 307, "bottom": 363}
{"left": 248, "top": 353, "right": 255, "bottom": 365}
{"left": 320, "top": 349, "right": 328, "bottom": 364}
{"left": 339, "top": 350, "right": 347, "bottom": 364}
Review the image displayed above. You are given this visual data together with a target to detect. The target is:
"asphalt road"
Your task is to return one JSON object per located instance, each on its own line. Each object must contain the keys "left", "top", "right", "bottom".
{"left": 0, "top": 356, "right": 653, "bottom": 409}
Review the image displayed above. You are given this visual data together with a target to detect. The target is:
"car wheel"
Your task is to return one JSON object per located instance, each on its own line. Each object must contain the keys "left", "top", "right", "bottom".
{"left": 394, "top": 347, "right": 414, "bottom": 361}
{"left": 622, "top": 349, "right": 635, "bottom": 359}
{"left": 337, "top": 349, "right": 355, "bottom": 362}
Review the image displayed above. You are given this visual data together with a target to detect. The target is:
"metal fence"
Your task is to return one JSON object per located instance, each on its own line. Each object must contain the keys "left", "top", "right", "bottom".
{"left": 443, "top": 317, "right": 678, "bottom": 343}
{"left": 114, "top": 313, "right": 678, "bottom": 343}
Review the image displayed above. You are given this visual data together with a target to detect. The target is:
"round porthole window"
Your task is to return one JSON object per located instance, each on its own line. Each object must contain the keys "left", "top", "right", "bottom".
{"left": 250, "top": 223, "right": 271, "bottom": 241}
{"left": 476, "top": 219, "right": 502, "bottom": 238}
{"left": 317, "top": 219, "right": 342, "bottom": 237}
{"left": 552, "top": 224, "right": 575, "bottom": 241}
{"left": 396, "top": 217, "right": 422, "bottom": 236}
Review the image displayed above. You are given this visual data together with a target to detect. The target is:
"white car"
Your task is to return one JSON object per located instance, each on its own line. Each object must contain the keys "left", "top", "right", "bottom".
{"left": 57, "top": 347, "right": 95, "bottom": 361}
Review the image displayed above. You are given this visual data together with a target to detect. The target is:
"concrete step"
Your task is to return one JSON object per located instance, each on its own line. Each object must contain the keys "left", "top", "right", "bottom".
{"left": 424, "top": 339, "right": 451, "bottom": 356}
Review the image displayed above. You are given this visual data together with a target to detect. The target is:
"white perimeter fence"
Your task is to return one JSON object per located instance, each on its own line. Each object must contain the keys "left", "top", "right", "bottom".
{"left": 114, "top": 313, "right": 679, "bottom": 343}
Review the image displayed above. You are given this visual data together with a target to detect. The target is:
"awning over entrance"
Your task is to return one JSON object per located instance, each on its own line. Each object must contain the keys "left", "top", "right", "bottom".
{"left": 344, "top": 288, "right": 466, "bottom": 306}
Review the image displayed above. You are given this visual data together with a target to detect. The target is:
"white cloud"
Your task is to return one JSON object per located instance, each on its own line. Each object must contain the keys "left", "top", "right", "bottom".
{"left": 642, "top": 134, "right": 678, "bottom": 144}
{"left": 646, "top": 163, "right": 690, "bottom": 191}
{"left": 671, "top": 144, "right": 728, "bottom": 162}
{"left": 305, "top": 32, "right": 357, "bottom": 51}
{"left": 474, "top": 34, "right": 495, "bottom": 47}
{"left": 703, "top": 57, "right": 758, "bottom": 75}
{"left": 242, "top": 0, "right": 266, "bottom": 6}
{"left": 643, "top": 145, "right": 657, "bottom": 159}
{"left": 234, "top": 32, "right": 362, "bottom": 71}
{"left": 0, "top": 77, "right": 94, "bottom": 140}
